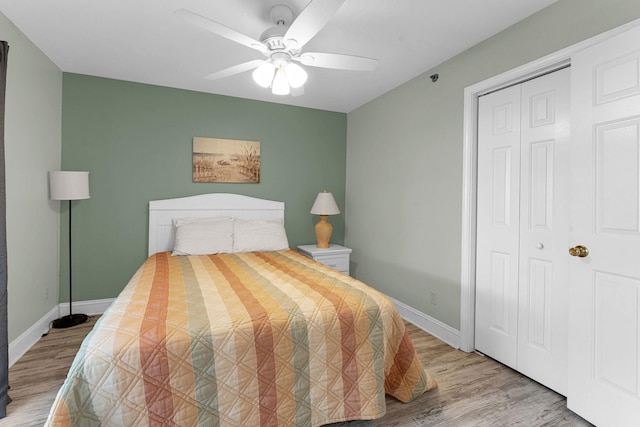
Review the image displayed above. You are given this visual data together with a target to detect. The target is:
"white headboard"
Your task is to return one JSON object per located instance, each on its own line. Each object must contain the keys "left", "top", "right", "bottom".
{"left": 148, "top": 193, "right": 285, "bottom": 256}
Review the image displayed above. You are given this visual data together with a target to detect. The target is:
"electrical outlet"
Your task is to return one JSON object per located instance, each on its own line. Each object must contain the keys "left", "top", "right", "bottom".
{"left": 429, "top": 291, "right": 438, "bottom": 306}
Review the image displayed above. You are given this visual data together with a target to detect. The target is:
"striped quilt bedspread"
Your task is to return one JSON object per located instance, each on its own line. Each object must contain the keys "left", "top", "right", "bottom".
{"left": 46, "top": 250, "right": 437, "bottom": 427}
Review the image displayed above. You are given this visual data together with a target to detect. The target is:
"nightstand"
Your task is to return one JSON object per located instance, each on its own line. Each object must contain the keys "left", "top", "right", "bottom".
{"left": 297, "top": 244, "right": 352, "bottom": 275}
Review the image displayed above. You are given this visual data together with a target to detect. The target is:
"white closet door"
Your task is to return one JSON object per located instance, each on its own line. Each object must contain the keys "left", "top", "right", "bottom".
{"left": 476, "top": 84, "right": 522, "bottom": 369}
{"left": 476, "top": 68, "right": 570, "bottom": 394}
{"left": 517, "top": 68, "right": 570, "bottom": 395}
{"left": 568, "top": 24, "right": 640, "bottom": 426}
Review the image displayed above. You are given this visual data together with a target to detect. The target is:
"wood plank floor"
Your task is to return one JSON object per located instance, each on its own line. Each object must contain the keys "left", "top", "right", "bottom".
{"left": 0, "top": 317, "right": 592, "bottom": 427}
{"left": 0, "top": 316, "right": 100, "bottom": 427}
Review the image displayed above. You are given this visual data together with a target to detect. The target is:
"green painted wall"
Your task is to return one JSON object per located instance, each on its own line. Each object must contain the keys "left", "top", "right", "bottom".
{"left": 346, "top": 0, "right": 640, "bottom": 330}
{"left": 61, "top": 74, "right": 346, "bottom": 301}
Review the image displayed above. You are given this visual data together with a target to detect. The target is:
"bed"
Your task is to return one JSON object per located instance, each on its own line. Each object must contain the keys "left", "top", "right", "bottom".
{"left": 46, "top": 193, "right": 437, "bottom": 427}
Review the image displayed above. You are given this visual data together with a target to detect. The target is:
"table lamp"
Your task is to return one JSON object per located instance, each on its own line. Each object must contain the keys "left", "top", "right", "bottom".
{"left": 310, "top": 190, "right": 340, "bottom": 248}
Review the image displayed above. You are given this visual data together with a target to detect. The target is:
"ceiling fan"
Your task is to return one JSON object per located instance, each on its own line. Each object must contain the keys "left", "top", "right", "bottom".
{"left": 175, "top": 0, "right": 378, "bottom": 96}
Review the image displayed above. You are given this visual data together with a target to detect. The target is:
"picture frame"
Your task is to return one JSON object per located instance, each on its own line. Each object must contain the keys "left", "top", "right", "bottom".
{"left": 192, "top": 137, "right": 261, "bottom": 183}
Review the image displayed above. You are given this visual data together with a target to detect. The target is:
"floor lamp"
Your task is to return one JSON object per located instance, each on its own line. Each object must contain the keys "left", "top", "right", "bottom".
{"left": 49, "top": 171, "right": 90, "bottom": 328}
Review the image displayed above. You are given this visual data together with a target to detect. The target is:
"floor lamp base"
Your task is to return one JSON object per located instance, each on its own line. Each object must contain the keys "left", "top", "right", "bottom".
{"left": 51, "top": 313, "right": 90, "bottom": 329}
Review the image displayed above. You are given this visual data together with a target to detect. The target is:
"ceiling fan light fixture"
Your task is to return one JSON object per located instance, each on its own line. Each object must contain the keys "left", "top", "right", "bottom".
{"left": 252, "top": 62, "right": 275, "bottom": 88}
{"left": 285, "top": 63, "right": 307, "bottom": 88}
{"left": 272, "top": 67, "right": 291, "bottom": 95}
{"left": 177, "top": 4, "right": 379, "bottom": 98}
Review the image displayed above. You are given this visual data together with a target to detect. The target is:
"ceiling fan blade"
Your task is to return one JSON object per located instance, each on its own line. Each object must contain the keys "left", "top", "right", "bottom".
{"left": 175, "top": 9, "right": 267, "bottom": 54}
{"left": 298, "top": 52, "right": 378, "bottom": 71}
{"left": 204, "top": 59, "right": 265, "bottom": 80}
{"left": 284, "top": 0, "right": 345, "bottom": 50}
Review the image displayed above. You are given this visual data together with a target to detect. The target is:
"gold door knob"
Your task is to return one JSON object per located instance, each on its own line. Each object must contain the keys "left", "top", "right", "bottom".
{"left": 569, "top": 245, "right": 589, "bottom": 257}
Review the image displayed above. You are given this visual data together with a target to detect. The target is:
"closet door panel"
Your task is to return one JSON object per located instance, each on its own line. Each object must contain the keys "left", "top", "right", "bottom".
{"left": 517, "top": 68, "right": 571, "bottom": 396}
{"left": 523, "top": 258, "right": 552, "bottom": 348}
{"left": 528, "top": 140, "right": 554, "bottom": 230}
{"left": 475, "top": 85, "right": 521, "bottom": 368}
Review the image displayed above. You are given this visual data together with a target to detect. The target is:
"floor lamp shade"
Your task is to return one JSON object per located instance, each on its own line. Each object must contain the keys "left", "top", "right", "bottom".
{"left": 49, "top": 171, "right": 90, "bottom": 201}
{"left": 49, "top": 171, "right": 90, "bottom": 328}
{"left": 310, "top": 191, "right": 340, "bottom": 249}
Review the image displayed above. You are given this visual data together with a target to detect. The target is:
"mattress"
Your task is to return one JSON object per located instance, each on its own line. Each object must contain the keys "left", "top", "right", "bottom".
{"left": 46, "top": 250, "right": 437, "bottom": 426}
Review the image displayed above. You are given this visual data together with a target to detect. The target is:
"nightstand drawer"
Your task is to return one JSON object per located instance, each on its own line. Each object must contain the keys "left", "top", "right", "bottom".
{"left": 315, "top": 255, "right": 349, "bottom": 272}
{"left": 297, "top": 244, "right": 352, "bottom": 275}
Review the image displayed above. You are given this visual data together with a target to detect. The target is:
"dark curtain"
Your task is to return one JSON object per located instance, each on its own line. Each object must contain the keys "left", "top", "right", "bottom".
{"left": 0, "top": 40, "right": 9, "bottom": 418}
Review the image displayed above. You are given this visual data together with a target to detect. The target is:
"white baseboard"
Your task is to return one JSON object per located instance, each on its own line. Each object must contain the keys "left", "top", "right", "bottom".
{"left": 8, "top": 298, "right": 115, "bottom": 367}
{"left": 389, "top": 296, "right": 461, "bottom": 349}
{"left": 8, "top": 305, "right": 60, "bottom": 367}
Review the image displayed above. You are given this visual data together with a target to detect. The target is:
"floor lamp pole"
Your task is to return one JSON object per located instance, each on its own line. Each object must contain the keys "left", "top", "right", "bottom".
{"left": 51, "top": 200, "right": 89, "bottom": 329}
{"left": 68, "top": 199, "right": 73, "bottom": 317}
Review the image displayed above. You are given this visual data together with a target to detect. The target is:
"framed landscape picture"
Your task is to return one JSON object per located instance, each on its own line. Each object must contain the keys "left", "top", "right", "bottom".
{"left": 192, "top": 137, "right": 261, "bottom": 183}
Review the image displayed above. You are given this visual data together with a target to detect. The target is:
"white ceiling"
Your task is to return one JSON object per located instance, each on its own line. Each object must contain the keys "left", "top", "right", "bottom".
{"left": 0, "top": 0, "right": 557, "bottom": 113}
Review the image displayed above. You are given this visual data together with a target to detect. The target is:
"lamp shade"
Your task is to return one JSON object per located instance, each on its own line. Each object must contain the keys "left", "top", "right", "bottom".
{"left": 252, "top": 62, "right": 275, "bottom": 88}
{"left": 271, "top": 67, "right": 291, "bottom": 96}
{"left": 285, "top": 63, "right": 308, "bottom": 88}
{"left": 49, "top": 171, "right": 90, "bottom": 201}
{"left": 310, "top": 191, "right": 340, "bottom": 215}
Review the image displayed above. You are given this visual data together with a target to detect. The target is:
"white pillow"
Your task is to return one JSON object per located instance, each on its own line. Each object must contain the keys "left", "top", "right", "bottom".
{"left": 172, "top": 216, "right": 234, "bottom": 255}
{"left": 233, "top": 218, "right": 289, "bottom": 253}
